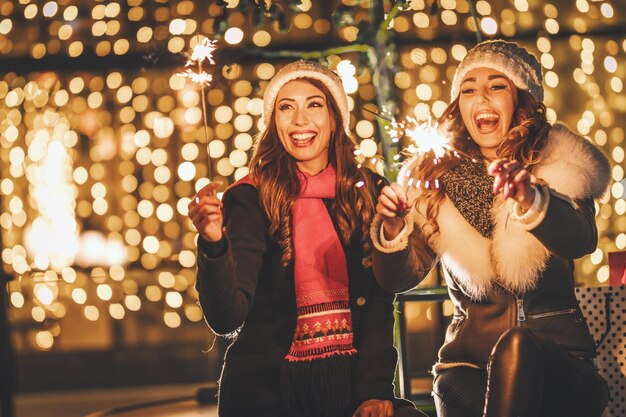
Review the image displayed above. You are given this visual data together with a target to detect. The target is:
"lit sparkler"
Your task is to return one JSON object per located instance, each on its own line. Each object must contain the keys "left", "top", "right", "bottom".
{"left": 178, "top": 36, "right": 218, "bottom": 179}
{"left": 363, "top": 107, "right": 478, "bottom": 190}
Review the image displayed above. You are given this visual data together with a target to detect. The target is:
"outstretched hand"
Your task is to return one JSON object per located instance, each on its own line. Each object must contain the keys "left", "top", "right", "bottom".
{"left": 488, "top": 159, "right": 535, "bottom": 211}
{"left": 352, "top": 399, "right": 394, "bottom": 417}
{"left": 188, "top": 182, "right": 224, "bottom": 242}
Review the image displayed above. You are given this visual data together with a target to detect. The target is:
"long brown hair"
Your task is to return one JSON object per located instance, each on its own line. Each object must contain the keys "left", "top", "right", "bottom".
{"left": 249, "top": 78, "right": 378, "bottom": 266}
{"left": 412, "top": 89, "right": 551, "bottom": 243}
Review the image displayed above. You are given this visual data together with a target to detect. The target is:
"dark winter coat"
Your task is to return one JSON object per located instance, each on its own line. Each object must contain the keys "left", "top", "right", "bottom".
{"left": 196, "top": 181, "right": 405, "bottom": 416}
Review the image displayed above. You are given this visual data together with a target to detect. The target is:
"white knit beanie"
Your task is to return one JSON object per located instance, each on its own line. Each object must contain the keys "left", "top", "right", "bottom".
{"left": 450, "top": 39, "right": 544, "bottom": 103}
{"left": 262, "top": 60, "right": 351, "bottom": 135}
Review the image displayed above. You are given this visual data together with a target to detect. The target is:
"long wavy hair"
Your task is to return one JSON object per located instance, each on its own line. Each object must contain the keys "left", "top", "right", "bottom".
{"left": 412, "top": 89, "right": 551, "bottom": 244}
{"left": 249, "top": 78, "right": 378, "bottom": 266}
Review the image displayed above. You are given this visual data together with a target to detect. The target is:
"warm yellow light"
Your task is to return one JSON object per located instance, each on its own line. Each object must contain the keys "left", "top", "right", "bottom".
{"left": 10, "top": 292, "right": 25, "bottom": 308}
{"left": 604, "top": 56, "right": 617, "bottom": 73}
{"left": 43, "top": 1, "right": 58, "bottom": 17}
{"left": 178, "top": 250, "right": 196, "bottom": 268}
{"left": 84, "top": 305, "right": 100, "bottom": 321}
{"left": 153, "top": 116, "right": 174, "bottom": 138}
{"left": 34, "top": 284, "right": 55, "bottom": 306}
{"left": 24, "top": 4, "right": 37, "bottom": 19}
{"left": 480, "top": 17, "right": 498, "bottom": 35}
{"left": 476, "top": 0, "right": 491, "bottom": 14}
{"left": 224, "top": 27, "right": 244, "bottom": 45}
{"left": 35, "top": 331, "right": 54, "bottom": 350}
{"left": 125, "top": 295, "right": 141, "bottom": 311}
{"left": 359, "top": 139, "right": 378, "bottom": 158}
{"left": 545, "top": 18, "right": 559, "bottom": 34}
{"left": 137, "top": 200, "right": 154, "bottom": 218}
{"left": 143, "top": 236, "right": 159, "bottom": 254}
{"left": 601, "top": 3, "right": 614, "bottom": 18}
{"left": 234, "top": 134, "right": 253, "bottom": 151}
{"left": 169, "top": 18, "right": 186, "bottom": 35}
{"left": 185, "top": 305, "right": 203, "bottom": 322}
{"left": 95, "top": 284, "right": 112, "bottom": 301}
{"left": 252, "top": 31, "right": 271, "bottom": 47}
{"left": 109, "top": 304, "right": 125, "bottom": 320}
{"left": 165, "top": 291, "right": 183, "bottom": 308}
{"left": 178, "top": 161, "right": 196, "bottom": 181}
{"left": 356, "top": 120, "right": 375, "bottom": 139}
{"left": 164, "top": 311, "right": 181, "bottom": 328}
{"left": 156, "top": 204, "right": 174, "bottom": 221}
{"left": 575, "top": 0, "right": 589, "bottom": 13}
{"left": 0, "top": 19, "right": 12, "bottom": 35}
{"left": 137, "top": 26, "right": 153, "bottom": 43}
{"left": 64, "top": 5, "right": 78, "bottom": 20}
{"left": 71, "top": 287, "right": 87, "bottom": 304}
{"left": 182, "top": 143, "right": 199, "bottom": 160}
{"left": 61, "top": 267, "right": 76, "bottom": 283}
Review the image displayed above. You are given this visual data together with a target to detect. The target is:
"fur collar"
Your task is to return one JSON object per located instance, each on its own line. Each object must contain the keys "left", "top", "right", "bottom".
{"left": 404, "top": 122, "right": 610, "bottom": 300}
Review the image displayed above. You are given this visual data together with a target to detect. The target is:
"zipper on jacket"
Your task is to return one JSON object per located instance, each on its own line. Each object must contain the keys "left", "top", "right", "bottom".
{"left": 528, "top": 308, "right": 576, "bottom": 320}
{"left": 516, "top": 298, "right": 526, "bottom": 322}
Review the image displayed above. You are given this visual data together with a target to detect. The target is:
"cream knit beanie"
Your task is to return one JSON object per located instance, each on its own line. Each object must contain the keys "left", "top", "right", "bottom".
{"left": 450, "top": 39, "right": 544, "bottom": 103}
{"left": 262, "top": 60, "right": 350, "bottom": 135}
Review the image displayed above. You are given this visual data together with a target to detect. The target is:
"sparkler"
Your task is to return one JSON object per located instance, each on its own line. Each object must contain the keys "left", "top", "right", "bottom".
{"left": 363, "top": 107, "right": 478, "bottom": 191}
{"left": 178, "top": 36, "right": 218, "bottom": 179}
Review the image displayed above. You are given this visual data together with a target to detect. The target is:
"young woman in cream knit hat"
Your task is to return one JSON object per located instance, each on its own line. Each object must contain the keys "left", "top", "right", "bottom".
{"left": 189, "top": 61, "right": 422, "bottom": 417}
{"left": 372, "top": 40, "right": 610, "bottom": 417}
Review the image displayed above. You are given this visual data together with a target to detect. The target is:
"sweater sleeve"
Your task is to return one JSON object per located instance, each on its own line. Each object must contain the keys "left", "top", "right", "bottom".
{"left": 371, "top": 211, "right": 439, "bottom": 293}
{"left": 195, "top": 184, "right": 267, "bottom": 335}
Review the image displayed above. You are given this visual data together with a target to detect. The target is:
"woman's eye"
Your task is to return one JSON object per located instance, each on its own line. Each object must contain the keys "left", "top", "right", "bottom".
{"left": 308, "top": 101, "right": 324, "bottom": 108}
{"left": 491, "top": 84, "right": 507, "bottom": 90}
{"left": 461, "top": 88, "right": 475, "bottom": 94}
{"left": 278, "top": 103, "right": 293, "bottom": 111}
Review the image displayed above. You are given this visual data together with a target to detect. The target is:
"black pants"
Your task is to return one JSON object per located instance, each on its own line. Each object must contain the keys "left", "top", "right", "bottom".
{"left": 432, "top": 327, "right": 609, "bottom": 417}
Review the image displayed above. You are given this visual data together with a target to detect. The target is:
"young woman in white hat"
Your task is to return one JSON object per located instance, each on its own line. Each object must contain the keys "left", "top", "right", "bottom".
{"left": 371, "top": 40, "right": 610, "bottom": 417}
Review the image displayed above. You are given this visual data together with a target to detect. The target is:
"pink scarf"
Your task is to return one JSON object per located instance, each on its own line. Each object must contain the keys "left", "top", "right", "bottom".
{"left": 228, "top": 165, "right": 357, "bottom": 415}
{"left": 285, "top": 164, "right": 357, "bottom": 361}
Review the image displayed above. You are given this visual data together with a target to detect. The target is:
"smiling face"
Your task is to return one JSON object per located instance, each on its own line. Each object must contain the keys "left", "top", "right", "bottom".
{"left": 274, "top": 79, "right": 334, "bottom": 175}
{"left": 458, "top": 67, "right": 518, "bottom": 160}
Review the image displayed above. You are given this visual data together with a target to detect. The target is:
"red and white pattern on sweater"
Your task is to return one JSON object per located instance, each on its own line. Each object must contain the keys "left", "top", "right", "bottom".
{"left": 285, "top": 292, "right": 356, "bottom": 361}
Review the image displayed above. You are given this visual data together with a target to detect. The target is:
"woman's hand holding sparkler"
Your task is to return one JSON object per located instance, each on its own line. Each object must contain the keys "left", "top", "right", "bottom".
{"left": 488, "top": 158, "right": 535, "bottom": 211}
{"left": 377, "top": 183, "right": 412, "bottom": 240}
{"left": 188, "top": 182, "right": 223, "bottom": 242}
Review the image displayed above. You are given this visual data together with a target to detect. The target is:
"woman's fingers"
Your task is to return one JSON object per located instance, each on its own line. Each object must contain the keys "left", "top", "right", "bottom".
{"left": 378, "top": 194, "right": 400, "bottom": 213}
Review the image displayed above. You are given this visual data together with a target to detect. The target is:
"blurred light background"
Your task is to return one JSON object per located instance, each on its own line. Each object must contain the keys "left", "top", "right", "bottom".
{"left": 0, "top": 0, "right": 624, "bottom": 415}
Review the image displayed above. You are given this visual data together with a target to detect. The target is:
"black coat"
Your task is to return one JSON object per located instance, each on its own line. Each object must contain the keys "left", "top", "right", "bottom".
{"left": 196, "top": 183, "right": 403, "bottom": 416}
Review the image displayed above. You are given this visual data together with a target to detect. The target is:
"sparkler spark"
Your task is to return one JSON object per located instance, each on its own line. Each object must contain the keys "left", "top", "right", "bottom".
{"left": 363, "top": 107, "right": 478, "bottom": 191}
{"left": 177, "top": 36, "right": 218, "bottom": 179}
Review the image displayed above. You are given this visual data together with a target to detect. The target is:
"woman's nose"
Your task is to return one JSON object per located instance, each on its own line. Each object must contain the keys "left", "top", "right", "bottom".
{"left": 293, "top": 107, "right": 308, "bottom": 125}
{"left": 476, "top": 88, "right": 490, "bottom": 102}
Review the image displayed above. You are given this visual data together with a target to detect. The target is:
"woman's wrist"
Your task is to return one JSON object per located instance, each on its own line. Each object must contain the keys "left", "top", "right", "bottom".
{"left": 518, "top": 187, "right": 536, "bottom": 213}
{"left": 382, "top": 218, "right": 405, "bottom": 240}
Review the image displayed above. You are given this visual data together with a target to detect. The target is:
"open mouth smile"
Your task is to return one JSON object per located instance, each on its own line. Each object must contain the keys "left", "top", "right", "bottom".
{"left": 289, "top": 131, "right": 317, "bottom": 147}
{"left": 474, "top": 111, "right": 500, "bottom": 134}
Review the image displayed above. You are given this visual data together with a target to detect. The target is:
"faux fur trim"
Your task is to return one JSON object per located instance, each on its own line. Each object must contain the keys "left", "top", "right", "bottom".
{"left": 406, "top": 123, "right": 610, "bottom": 299}
{"left": 534, "top": 122, "right": 610, "bottom": 199}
